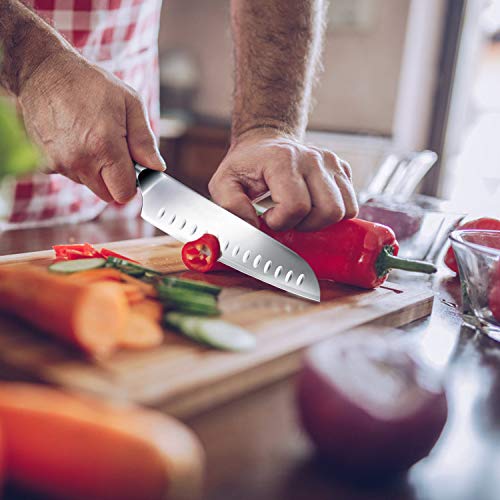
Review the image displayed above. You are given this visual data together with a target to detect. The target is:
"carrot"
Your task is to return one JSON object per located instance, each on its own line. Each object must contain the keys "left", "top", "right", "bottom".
{"left": 68, "top": 268, "right": 158, "bottom": 298}
{"left": 0, "top": 265, "right": 129, "bottom": 359}
{"left": 131, "top": 299, "right": 164, "bottom": 323}
{"left": 66, "top": 268, "right": 125, "bottom": 284}
{"left": 118, "top": 312, "right": 164, "bottom": 349}
{"left": 120, "top": 273, "right": 158, "bottom": 299}
{"left": 0, "top": 383, "right": 204, "bottom": 500}
{"left": 121, "top": 284, "right": 146, "bottom": 304}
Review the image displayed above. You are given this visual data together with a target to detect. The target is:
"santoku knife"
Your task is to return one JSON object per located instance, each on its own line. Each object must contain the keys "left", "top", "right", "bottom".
{"left": 134, "top": 165, "right": 321, "bottom": 302}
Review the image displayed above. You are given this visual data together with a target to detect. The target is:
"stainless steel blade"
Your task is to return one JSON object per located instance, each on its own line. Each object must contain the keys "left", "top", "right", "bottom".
{"left": 135, "top": 166, "right": 320, "bottom": 302}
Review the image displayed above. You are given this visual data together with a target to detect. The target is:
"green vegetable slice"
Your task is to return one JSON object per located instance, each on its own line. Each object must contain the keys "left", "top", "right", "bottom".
{"left": 105, "top": 257, "right": 161, "bottom": 279}
{"left": 49, "top": 258, "right": 106, "bottom": 274}
{"left": 165, "top": 312, "right": 256, "bottom": 351}
{"left": 157, "top": 285, "right": 220, "bottom": 316}
{"left": 160, "top": 276, "right": 221, "bottom": 296}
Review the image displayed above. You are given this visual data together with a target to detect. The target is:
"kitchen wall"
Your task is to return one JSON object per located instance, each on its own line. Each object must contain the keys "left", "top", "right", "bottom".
{"left": 159, "top": 0, "right": 411, "bottom": 136}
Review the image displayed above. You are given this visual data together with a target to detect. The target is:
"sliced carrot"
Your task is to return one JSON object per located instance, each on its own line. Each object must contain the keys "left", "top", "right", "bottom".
{"left": 65, "top": 267, "right": 158, "bottom": 298}
{"left": 131, "top": 299, "right": 164, "bottom": 323}
{"left": 119, "top": 273, "right": 158, "bottom": 299}
{"left": 66, "top": 268, "right": 125, "bottom": 285}
{"left": 0, "top": 383, "right": 204, "bottom": 500}
{"left": 121, "top": 283, "right": 146, "bottom": 305}
{"left": 0, "top": 265, "right": 128, "bottom": 359}
{"left": 118, "top": 312, "right": 164, "bottom": 350}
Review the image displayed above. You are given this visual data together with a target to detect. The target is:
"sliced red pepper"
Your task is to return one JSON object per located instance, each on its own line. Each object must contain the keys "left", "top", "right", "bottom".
{"left": 444, "top": 218, "right": 500, "bottom": 273}
{"left": 181, "top": 234, "right": 221, "bottom": 272}
{"left": 53, "top": 244, "right": 138, "bottom": 263}
{"left": 53, "top": 243, "right": 102, "bottom": 260}
{"left": 99, "top": 248, "right": 139, "bottom": 263}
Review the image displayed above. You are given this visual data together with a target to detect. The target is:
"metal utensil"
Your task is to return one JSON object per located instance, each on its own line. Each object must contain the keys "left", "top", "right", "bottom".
{"left": 360, "top": 150, "right": 438, "bottom": 203}
{"left": 135, "top": 165, "right": 321, "bottom": 302}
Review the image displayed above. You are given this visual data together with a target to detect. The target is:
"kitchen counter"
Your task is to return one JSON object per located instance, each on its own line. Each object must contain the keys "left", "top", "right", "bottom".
{"left": 1, "top": 218, "right": 499, "bottom": 500}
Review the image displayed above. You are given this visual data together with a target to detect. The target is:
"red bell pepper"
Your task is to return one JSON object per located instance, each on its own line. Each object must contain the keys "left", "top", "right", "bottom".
{"left": 444, "top": 218, "right": 500, "bottom": 273}
{"left": 53, "top": 243, "right": 101, "bottom": 260}
{"left": 99, "top": 248, "right": 139, "bottom": 264}
{"left": 261, "top": 218, "right": 436, "bottom": 289}
{"left": 181, "top": 234, "right": 222, "bottom": 272}
{"left": 53, "top": 244, "right": 137, "bottom": 263}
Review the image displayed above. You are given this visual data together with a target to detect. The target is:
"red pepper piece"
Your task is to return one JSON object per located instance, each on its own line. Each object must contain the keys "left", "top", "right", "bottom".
{"left": 182, "top": 234, "right": 222, "bottom": 272}
{"left": 260, "top": 218, "right": 436, "bottom": 289}
{"left": 53, "top": 243, "right": 102, "bottom": 260}
{"left": 444, "top": 218, "right": 500, "bottom": 273}
{"left": 99, "top": 248, "right": 139, "bottom": 263}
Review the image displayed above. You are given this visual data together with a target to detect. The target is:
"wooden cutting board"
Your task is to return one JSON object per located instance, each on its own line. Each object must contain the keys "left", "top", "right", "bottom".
{"left": 0, "top": 236, "right": 434, "bottom": 417}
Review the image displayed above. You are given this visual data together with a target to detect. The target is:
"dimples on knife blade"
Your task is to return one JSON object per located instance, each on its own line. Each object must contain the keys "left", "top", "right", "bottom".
{"left": 135, "top": 166, "right": 320, "bottom": 301}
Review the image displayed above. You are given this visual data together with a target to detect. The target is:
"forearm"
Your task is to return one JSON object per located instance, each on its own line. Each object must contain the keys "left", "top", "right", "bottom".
{"left": 0, "top": 0, "right": 72, "bottom": 96}
{"left": 230, "top": 0, "right": 326, "bottom": 141}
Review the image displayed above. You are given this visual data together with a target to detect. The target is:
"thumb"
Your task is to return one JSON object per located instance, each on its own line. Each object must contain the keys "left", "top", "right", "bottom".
{"left": 125, "top": 92, "right": 166, "bottom": 171}
{"left": 209, "top": 176, "right": 259, "bottom": 227}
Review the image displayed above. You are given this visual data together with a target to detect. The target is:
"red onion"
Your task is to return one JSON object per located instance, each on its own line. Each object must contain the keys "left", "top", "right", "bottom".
{"left": 296, "top": 334, "right": 448, "bottom": 478}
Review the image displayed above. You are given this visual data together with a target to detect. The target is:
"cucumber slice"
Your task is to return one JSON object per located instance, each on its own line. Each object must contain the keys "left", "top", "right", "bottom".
{"left": 158, "top": 286, "right": 220, "bottom": 316}
{"left": 160, "top": 276, "right": 221, "bottom": 296}
{"left": 105, "top": 257, "right": 161, "bottom": 278}
{"left": 49, "top": 258, "right": 106, "bottom": 274}
{"left": 165, "top": 312, "right": 256, "bottom": 351}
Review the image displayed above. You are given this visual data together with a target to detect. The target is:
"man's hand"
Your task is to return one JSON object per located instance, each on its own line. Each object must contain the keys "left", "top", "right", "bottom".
{"left": 209, "top": 129, "right": 358, "bottom": 231}
{"left": 17, "top": 51, "right": 165, "bottom": 203}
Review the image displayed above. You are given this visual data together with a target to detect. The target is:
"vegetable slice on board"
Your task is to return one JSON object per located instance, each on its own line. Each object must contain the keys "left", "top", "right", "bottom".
{"left": 181, "top": 234, "right": 221, "bottom": 273}
{"left": 49, "top": 258, "right": 106, "bottom": 274}
{"left": 117, "top": 312, "right": 164, "bottom": 349}
{"left": 165, "top": 312, "right": 256, "bottom": 351}
{"left": 99, "top": 248, "right": 139, "bottom": 263}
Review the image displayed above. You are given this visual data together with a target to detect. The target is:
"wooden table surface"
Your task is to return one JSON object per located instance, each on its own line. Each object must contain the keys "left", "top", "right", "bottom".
{"left": 1, "top": 218, "right": 499, "bottom": 500}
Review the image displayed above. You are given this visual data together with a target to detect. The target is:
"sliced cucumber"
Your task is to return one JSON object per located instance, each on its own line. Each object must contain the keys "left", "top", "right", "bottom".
{"left": 165, "top": 312, "right": 256, "bottom": 351}
{"left": 160, "top": 276, "right": 221, "bottom": 296}
{"left": 49, "top": 258, "right": 106, "bottom": 274}
{"left": 157, "top": 286, "right": 220, "bottom": 316}
{"left": 105, "top": 257, "right": 161, "bottom": 279}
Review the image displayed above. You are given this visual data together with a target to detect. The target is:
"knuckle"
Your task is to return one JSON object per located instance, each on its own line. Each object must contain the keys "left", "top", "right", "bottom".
{"left": 308, "top": 149, "right": 323, "bottom": 165}
{"left": 340, "top": 160, "right": 353, "bottom": 179}
{"left": 330, "top": 205, "right": 346, "bottom": 223}
{"left": 273, "top": 143, "right": 295, "bottom": 164}
{"left": 345, "top": 200, "right": 359, "bottom": 219}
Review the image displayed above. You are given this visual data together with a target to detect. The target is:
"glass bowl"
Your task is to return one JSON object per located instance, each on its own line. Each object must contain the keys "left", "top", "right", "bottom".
{"left": 450, "top": 230, "right": 500, "bottom": 341}
{"left": 358, "top": 194, "right": 465, "bottom": 262}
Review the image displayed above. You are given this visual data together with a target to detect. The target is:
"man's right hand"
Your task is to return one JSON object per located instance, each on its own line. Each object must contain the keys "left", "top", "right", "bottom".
{"left": 18, "top": 50, "right": 165, "bottom": 203}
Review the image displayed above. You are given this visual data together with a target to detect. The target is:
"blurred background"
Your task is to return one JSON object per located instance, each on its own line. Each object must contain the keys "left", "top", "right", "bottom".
{"left": 156, "top": 0, "right": 500, "bottom": 219}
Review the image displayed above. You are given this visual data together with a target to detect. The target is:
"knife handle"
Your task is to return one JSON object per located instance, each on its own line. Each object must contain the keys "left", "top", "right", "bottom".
{"left": 134, "top": 164, "right": 146, "bottom": 185}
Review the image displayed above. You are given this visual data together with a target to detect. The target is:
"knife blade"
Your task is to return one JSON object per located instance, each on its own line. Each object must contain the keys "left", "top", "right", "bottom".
{"left": 134, "top": 165, "right": 321, "bottom": 302}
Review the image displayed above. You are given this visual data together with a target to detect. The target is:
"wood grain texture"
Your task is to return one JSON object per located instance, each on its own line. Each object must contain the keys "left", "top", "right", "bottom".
{"left": 0, "top": 236, "right": 434, "bottom": 417}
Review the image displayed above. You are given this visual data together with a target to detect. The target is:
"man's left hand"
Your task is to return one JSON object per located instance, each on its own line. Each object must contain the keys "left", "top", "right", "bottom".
{"left": 209, "top": 129, "right": 358, "bottom": 232}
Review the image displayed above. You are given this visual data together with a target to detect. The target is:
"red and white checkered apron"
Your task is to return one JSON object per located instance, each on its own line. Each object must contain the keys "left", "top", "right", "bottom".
{"left": 1, "top": 0, "right": 162, "bottom": 230}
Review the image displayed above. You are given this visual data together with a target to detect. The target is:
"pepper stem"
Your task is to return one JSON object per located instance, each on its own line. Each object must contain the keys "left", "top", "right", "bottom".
{"left": 376, "top": 246, "right": 437, "bottom": 277}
